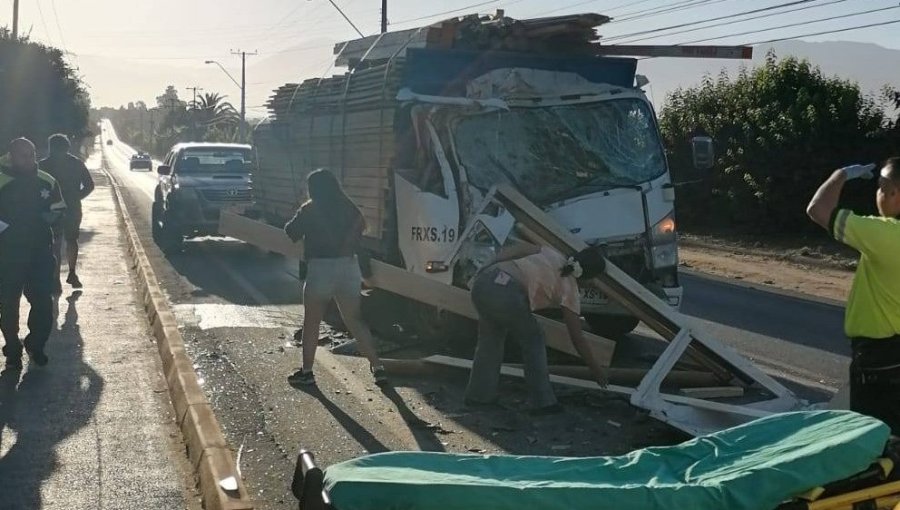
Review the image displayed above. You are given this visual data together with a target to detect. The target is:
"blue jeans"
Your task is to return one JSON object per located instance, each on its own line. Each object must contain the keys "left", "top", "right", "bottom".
{"left": 464, "top": 267, "right": 557, "bottom": 408}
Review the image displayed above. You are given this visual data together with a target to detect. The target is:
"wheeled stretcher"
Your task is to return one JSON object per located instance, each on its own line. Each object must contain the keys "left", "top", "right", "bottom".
{"left": 292, "top": 411, "right": 900, "bottom": 510}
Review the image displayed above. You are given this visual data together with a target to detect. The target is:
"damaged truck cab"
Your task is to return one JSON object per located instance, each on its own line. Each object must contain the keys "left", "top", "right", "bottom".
{"left": 390, "top": 50, "right": 681, "bottom": 337}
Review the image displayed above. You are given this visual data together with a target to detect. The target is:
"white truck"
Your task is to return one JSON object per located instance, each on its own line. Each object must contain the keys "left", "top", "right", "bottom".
{"left": 221, "top": 13, "right": 814, "bottom": 435}
{"left": 240, "top": 12, "right": 735, "bottom": 338}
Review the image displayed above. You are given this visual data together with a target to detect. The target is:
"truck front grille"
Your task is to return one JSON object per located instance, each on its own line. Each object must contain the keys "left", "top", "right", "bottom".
{"left": 200, "top": 188, "right": 251, "bottom": 202}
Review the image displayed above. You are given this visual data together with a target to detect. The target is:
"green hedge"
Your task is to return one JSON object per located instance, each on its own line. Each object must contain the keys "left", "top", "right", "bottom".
{"left": 660, "top": 52, "right": 898, "bottom": 233}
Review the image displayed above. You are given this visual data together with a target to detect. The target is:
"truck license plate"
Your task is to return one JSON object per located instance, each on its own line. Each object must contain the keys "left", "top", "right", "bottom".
{"left": 579, "top": 287, "right": 608, "bottom": 305}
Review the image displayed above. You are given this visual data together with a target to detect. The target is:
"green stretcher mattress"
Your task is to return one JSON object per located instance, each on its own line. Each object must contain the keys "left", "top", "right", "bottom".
{"left": 323, "top": 411, "right": 889, "bottom": 510}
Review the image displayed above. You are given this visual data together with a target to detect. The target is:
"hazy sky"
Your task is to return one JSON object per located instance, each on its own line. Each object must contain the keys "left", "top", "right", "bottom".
{"left": 4, "top": 0, "right": 899, "bottom": 109}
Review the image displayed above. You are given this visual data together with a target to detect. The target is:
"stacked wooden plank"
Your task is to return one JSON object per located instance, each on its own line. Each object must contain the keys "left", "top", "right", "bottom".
{"left": 333, "top": 12, "right": 610, "bottom": 67}
{"left": 255, "top": 62, "right": 404, "bottom": 242}
{"left": 252, "top": 12, "right": 612, "bottom": 246}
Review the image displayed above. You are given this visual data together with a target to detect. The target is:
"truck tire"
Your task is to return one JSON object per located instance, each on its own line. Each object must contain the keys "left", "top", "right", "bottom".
{"left": 152, "top": 201, "right": 183, "bottom": 254}
{"left": 151, "top": 199, "right": 164, "bottom": 243}
{"left": 585, "top": 314, "right": 639, "bottom": 339}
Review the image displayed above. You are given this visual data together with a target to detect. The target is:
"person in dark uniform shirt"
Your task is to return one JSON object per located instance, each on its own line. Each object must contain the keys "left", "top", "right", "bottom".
{"left": 0, "top": 138, "right": 67, "bottom": 369}
{"left": 40, "top": 133, "right": 94, "bottom": 292}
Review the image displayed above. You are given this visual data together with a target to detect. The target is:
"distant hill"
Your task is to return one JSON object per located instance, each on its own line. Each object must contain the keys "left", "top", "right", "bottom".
{"left": 81, "top": 39, "right": 900, "bottom": 116}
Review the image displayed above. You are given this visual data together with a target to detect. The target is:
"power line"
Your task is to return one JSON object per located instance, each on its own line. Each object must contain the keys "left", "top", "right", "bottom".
{"left": 325, "top": 0, "right": 365, "bottom": 38}
{"left": 529, "top": 0, "right": 635, "bottom": 17}
{"left": 637, "top": 16, "right": 900, "bottom": 61}
{"left": 610, "top": 0, "right": 849, "bottom": 44}
{"left": 671, "top": 4, "right": 900, "bottom": 46}
{"left": 34, "top": 0, "right": 55, "bottom": 47}
{"left": 606, "top": 0, "right": 827, "bottom": 42}
{"left": 611, "top": 0, "right": 728, "bottom": 23}
{"left": 391, "top": 0, "right": 500, "bottom": 26}
{"left": 613, "top": 0, "right": 703, "bottom": 19}
{"left": 49, "top": 0, "right": 68, "bottom": 55}
{"left": 744, "top": 17, "right": 900, "bottom": 45}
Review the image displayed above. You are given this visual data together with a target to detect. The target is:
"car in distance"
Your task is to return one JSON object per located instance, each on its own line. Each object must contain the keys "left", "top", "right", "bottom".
{"left": 129, "top": 153, "right": 153, "bottom": 171}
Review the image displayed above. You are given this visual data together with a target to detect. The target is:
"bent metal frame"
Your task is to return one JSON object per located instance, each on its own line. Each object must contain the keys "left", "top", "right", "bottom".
{"left": 489, "top": 184, "right": 806, "bottom": 436}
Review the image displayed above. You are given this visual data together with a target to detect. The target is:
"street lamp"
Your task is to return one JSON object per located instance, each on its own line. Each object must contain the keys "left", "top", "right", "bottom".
{"left": 205, "top": 60, "right": 246, "bottom": 143}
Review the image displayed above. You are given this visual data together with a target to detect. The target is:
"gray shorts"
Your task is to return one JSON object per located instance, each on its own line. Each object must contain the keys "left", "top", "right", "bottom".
{"left": 303, "top": 257, "right": 362, "bottom": 303}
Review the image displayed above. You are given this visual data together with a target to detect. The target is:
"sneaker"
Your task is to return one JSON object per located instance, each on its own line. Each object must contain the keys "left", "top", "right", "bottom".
{"left": 372, "top": 366, "right": 389, "bottom": 386}
{"left": 67, "top": 273, "right": 83, "bottom": 289}
{"left": 287, "top": 369, "right": 315, "bottom": 386}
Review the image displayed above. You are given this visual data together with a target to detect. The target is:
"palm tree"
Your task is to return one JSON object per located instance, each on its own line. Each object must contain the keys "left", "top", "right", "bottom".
{"left": 190, "top": 92, "right": 239, "bottom": 128}
{"left": 189, "top": 92, "right": 240, "bottom": 142}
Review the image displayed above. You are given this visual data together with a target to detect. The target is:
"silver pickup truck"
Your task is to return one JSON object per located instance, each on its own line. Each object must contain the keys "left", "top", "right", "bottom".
{"left": 152, "top": 142, "right": 253, "bottom": 252}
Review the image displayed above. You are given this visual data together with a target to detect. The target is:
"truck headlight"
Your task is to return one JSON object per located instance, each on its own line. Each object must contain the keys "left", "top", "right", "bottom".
{"left": 651, "top": 214, "right": 676, "bottom": 245}
{"left": 650, "top": 214, "right": 678, "bottom": 268}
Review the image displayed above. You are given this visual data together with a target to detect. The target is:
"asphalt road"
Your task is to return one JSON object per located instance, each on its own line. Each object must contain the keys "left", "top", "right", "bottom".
{"left": 99, "top": 120, "right": 849, "bottom": 509}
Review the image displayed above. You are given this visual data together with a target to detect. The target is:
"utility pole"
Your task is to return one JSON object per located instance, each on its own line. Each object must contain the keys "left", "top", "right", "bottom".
{"left": 381, "top": 0, "right": 387, "bottom": 34}
{"left": 186, "top": 86, "right": 203, "bottom": 108}
{"left": 12, "top": 0, "right": 19, "bottom": 39}
{"left": 230, "top": 50, "right": 256, "bottom": 144}
{"left": 185, "top": 86, "right": 203, "bottom": 141}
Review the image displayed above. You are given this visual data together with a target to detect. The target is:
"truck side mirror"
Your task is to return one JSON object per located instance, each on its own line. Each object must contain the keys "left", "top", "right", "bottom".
{"left": 157, "top": 165, "right": 171, "bottom": 176}
{"left": 691, "top": 136, "right": 715, "bottom": 171}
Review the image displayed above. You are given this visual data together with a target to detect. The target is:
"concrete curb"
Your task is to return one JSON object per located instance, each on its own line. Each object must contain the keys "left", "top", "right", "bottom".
{"left": 102, "top": 156, "right": 254, "bottom": 510}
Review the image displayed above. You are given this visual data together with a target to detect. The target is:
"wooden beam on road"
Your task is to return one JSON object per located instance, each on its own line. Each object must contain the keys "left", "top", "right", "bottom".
{"left": 219, "top": 209, "right": 616, "bottom": 367}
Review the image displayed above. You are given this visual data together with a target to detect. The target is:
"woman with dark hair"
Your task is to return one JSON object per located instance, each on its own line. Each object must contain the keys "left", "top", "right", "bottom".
{"left": 284, "top": 169, "right": 387, "bottom": 386}
{"left": 464, "top": 241, "right": 608, "bottom": 414}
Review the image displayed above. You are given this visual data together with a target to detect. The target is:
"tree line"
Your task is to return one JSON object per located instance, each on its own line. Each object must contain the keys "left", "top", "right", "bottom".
{"left": 660, "top": 51, "right": 900, "bottom": 235}
{"left": 90, "top": 86, "right": 247, "bottom": 157}
{"left": 0, "top": 30, "right": 91, "bottom": 156}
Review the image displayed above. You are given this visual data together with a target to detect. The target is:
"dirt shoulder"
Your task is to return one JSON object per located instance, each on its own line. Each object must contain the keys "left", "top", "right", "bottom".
{"left": 679, "top": 233, "right": 855, "bottom": 303}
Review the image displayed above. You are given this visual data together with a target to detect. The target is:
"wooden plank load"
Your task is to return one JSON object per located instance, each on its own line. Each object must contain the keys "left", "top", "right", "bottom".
{"left": 252, "top": 11, "right": 612, "bottom": 251}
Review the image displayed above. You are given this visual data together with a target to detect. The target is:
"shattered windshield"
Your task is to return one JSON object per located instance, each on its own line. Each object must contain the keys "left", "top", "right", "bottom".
{"left": 453, "top": 98, "right": 666, "bottom": 204}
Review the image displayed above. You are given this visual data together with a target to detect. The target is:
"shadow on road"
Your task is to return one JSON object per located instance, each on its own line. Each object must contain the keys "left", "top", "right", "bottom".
{"left": 0, "top": 292, "right": 104, "bottom": 508}
{"left": 382, "top": 370, "right": 684, "bottom": 458}
{"left": 293, "top": 384, "right": 390, "bottom": 455}
{"left": 378, "top": 385, "right": 447, "bottom": 453}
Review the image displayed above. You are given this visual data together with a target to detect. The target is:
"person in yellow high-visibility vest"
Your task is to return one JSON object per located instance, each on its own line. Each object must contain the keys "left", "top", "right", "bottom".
{"left": 807, "top": 157, "right": 900, "bottom": 433}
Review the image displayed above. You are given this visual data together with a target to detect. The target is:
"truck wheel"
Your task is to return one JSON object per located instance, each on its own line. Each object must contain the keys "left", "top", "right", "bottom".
{"left": 585, "top": 314, "right": 640, "bottom": 339}
{"left": 154, "top": 206, "right": 183, "bottom": 254}
{"left": 151, "top": 200, "right": 163, "bottom": 242}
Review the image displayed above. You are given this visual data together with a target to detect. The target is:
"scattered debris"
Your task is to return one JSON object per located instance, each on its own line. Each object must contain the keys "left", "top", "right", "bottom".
{"left": 421, "top": 422, "right": 455, "bottom": 435}
{"left": 219, "top": 476, "right": 239, "bottom": 493}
